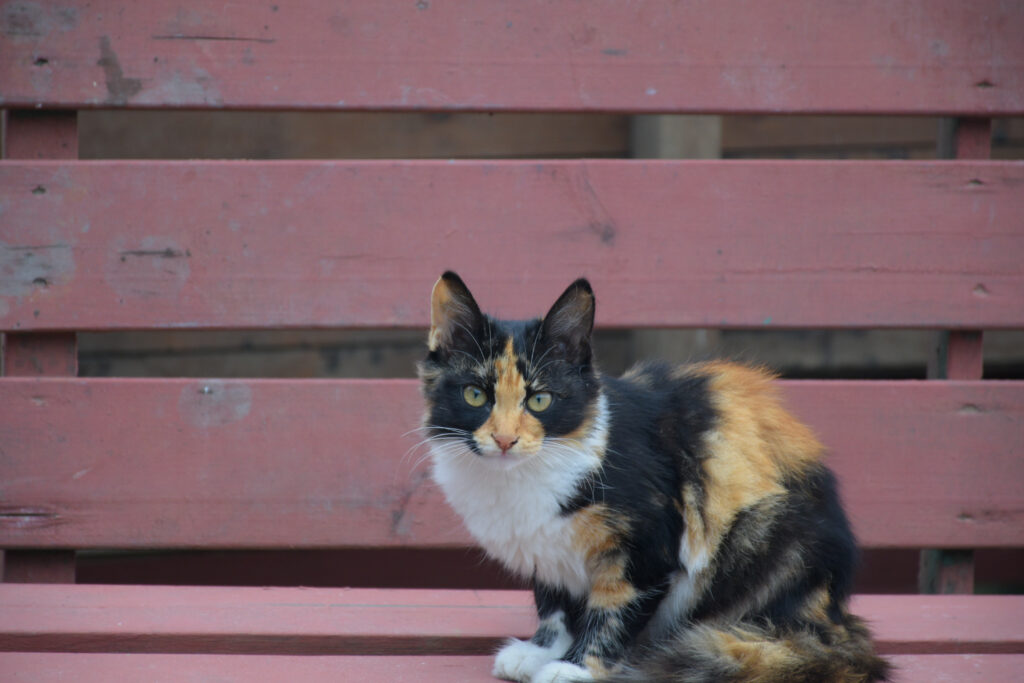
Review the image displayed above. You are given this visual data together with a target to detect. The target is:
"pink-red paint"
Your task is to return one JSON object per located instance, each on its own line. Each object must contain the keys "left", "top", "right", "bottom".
{"left": 1, "top": 1, "right": 1022, "bottom": 114}
{"left": 0, "top": 378, "right": 1020, "bottom": 550}
{"left": 0, "top": 585, "right": 1021, "bottom": 655}
{"left": 2, "top": 160, "right": 1022, "bottom": 332}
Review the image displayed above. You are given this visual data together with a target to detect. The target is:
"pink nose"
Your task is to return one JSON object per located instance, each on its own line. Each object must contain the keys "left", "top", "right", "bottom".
{"left": 493, "top": 434, "right": 519, "bottom": 452}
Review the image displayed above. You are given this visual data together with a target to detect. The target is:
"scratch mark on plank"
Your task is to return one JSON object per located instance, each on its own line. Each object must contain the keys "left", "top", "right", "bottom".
{"left": 6, "top": 243, "right": 69, "bottom": 251}
{"left": 119, "top": 248, "right": 187, "bottom": 259}
{"left": 0, "top": 507, "right": 64, "bottom": 530}
{"left": 391, "top": 469, "right": 431, "bottom": 537}
{"left": 152, "top": 34, "right": 276, "bottom": 44}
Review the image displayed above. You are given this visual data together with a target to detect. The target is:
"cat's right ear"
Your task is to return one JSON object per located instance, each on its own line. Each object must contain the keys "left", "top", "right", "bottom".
{"left": 428, "top": 271, "right": 485, "bottom": 355}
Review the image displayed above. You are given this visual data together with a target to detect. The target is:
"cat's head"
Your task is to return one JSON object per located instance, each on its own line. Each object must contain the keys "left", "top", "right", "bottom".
{"left": 418, "top": 272, "right": 601, "bottom": 468}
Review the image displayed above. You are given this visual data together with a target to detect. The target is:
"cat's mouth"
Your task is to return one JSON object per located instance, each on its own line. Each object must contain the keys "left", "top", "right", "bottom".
{"left": 476, "top": 445, "right": 533, "bottom": 469}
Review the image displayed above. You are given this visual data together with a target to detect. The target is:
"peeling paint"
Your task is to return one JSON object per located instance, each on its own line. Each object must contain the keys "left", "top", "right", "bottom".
{"left": 138, "top": 66, "right": 223, "bottom": 106}
{"left": 0, "top": 240, "right": 75, "bottom": 297}
{"left": 1, "top": 1, "right": 73, "bottom": 39}
{"left": 97, "top": 36, "right": 142, "bottom": 104}
{"left": 2, "top": 1, "right": 45, "bottom": 38}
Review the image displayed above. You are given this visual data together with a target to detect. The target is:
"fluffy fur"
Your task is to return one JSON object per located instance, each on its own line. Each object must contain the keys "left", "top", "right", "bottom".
{"left": 418, "top": 272, "right": 890, "bottom": 683}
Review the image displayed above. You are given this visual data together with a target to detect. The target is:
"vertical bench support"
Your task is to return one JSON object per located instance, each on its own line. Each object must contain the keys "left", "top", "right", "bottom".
{"left": 918, "top": 118, "right": 991, "bottom": 595}
{"left": 1, "top": 110, "right": 79, "bottom": 584}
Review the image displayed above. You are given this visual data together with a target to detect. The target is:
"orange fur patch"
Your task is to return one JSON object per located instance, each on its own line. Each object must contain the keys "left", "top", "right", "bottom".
{"left": 801, "top": 586, "right": 833, "bottom": 625}
{"left": 678, "top": 362, "right": 822, "bottom": 563}
{"left": 472, "top": 337, "right": 546, "bottom": 453}
{"left": 427, "top": 276, "right": 457, "bottom": 351}
{"left": 680, "top": 484, "right": 712, "bottom": 575}
{"left": 583, "top": 655, "right": 612, "bottom": 677}
{"left": 571, "top": 505, "right": 637, "bottom": 610}
{"left": 588, "top": 556, "right": 639, "bottom": 610}
{"left": 559, "top": 403, "right": 597, "bottom": 445}
{"left": 712, "top": 628, "right": 804, "bottom": 675}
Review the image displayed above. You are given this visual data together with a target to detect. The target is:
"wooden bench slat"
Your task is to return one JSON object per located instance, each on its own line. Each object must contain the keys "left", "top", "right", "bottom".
{"left": 1, "top": 378, "right": 1021, "bottom": 550}
{"left": 3, "top": 160, "right": 1023, "bottom": 331}
{"left": 0, "top": 653, "right": 498, "bottom": 682}
{"left": 2, "top": 654, "right": 1024, "bottom": 683}
{"left": 2, "top": 1, "right": 1021, "bottom": 114}
{"left": 1, "top": 586, "right": 1022, "bottom": 656}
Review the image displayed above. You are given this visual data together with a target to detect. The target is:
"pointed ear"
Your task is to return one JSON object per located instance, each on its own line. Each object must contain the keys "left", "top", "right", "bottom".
{"left": 428, "top": 271, "right": 485, "bottom": 354}
{"left": 541, "top": 278, "right": 595, "bottom": 364}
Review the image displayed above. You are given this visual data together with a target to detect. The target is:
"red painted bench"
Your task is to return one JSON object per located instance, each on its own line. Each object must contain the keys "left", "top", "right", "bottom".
{"left": 2, "top": 2, "right": 1023, "bottom": 681}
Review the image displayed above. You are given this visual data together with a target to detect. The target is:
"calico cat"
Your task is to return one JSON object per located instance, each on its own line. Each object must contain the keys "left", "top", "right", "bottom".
{"left": 418, "top": 272, "right": 890, "bottom": 683}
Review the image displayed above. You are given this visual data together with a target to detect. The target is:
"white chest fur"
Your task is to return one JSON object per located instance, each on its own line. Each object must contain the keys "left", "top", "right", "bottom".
{"left": 430, "top": 396, "right": 608, "bottom": 597}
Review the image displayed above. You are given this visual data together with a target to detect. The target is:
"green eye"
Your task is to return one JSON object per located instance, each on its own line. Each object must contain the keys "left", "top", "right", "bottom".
{"left": 527, "top": 392, "right": 553, "bottom": 412}
{"left": 463, "top": 385, "right": 487, "bottom": 408}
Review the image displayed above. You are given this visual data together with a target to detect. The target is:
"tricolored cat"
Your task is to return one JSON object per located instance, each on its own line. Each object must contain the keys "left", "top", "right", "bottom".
{"left": 419, "top": 272, "right": 889, "bottom": 683}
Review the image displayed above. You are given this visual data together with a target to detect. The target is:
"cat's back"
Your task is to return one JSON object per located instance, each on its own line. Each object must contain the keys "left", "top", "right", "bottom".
{"left": 610, "top": 359, "right": 823, "bottom": 475}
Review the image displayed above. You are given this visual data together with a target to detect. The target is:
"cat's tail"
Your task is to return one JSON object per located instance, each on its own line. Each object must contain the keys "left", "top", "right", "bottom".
{"left": 607, "top": 612, "right": 891, "bottom": 683}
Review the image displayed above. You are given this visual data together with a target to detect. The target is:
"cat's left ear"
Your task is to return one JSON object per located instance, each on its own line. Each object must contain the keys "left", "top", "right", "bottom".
{"left": 541, "top": 278, "right": 595, "bottom": 364}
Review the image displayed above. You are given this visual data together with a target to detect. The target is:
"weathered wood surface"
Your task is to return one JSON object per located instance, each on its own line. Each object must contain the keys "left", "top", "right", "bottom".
{"left": 2, "top": 1, "right": 1022, "bottom": 114}
{"left": 3, "top": 160, "right": 1023, "bottom": 331}
{"left": 1, "top": 586, "right": 1022, "bottom": 656}
{"left": 1, "top": 378, "right": 1021, "bottom": 550}
{"left": 1, "top": 653, "right": 1020, "bottom": 683}
{"left": 1, "top": 108, "right": 81, "bottom": 584}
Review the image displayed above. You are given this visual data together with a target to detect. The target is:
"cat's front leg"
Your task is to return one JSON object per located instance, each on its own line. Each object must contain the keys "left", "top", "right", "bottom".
{"left": 493, "top": 584, "right": 574, "bottom": 683}
{"left": 533, "top": 565, "right": 664, "bottom": 683}
{"left": 493, "top": 611, "right": 572, "bottom": 682}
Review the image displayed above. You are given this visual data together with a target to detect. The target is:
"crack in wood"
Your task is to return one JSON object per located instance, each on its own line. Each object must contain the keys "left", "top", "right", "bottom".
{"left": 152, "top": 34, "right": 275, "bottom": 44}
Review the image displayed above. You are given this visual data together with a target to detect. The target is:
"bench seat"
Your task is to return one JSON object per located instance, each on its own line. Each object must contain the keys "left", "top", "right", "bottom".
{"left": 3, "top": 652, "right": 1022, "bottom": 683}
{"left": 2, "top": 585, "right": 1022, "bottom": 656}
{"left": 2, "top": 653, "right": 1024, "bottom": 683}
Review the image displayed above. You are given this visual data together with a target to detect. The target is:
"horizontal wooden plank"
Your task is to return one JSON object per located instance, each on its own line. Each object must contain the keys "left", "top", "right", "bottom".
{"left": 2, "top": 160, "right": 1023, "bottom": 331}
{"left": 3, "top": 654, "right": 1022, "bottom": 683}
{"left": 0, "top": 586, "right": 1022, "bottom": 656}
{"left": 1, "top": 1, "right": 1022, "bottom": 114}
{"left": 0, "top": 654, "right": 499, "bottom": 683}
{"left": 0, "top": 378, "right": 1020, "bottom": 550}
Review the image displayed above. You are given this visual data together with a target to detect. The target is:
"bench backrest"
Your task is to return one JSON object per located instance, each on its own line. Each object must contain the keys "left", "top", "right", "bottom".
{"left": 2, "top": 2, "right": 1023, "bottom": 586}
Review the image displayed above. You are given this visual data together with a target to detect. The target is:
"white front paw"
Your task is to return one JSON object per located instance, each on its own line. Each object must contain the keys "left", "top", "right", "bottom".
{"left": 532, "top": 661, "right": 594, "bottom": 683}
{"left": 492, "top": 639, "right": 556, "bottom": 682}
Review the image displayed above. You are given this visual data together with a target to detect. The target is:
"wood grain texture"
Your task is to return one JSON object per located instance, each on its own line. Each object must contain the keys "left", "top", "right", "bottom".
{"left": 2, "top": 160, "right": 1022, "bottom": 332}
{"left": 0, "top": 585, "right": 1022, "bottom": 656}
{"left": 0, "top": 654, "right": 500, "bottom": 683}
{"left": 0, "top": 378, "right": 1020, "bottom": 550}
{"left": 1, "top": 653, "right": 1021, "bottom": 683}
{"left": 1, "top": 1, "right": 1022, "bottom": 114}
